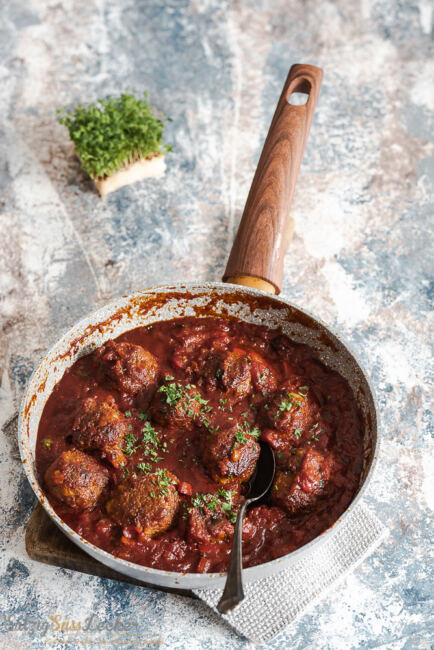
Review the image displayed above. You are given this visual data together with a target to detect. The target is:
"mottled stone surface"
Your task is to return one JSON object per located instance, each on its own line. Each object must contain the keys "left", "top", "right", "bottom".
{"left": 0, "top": 0, "right": 432, "bottom": 648}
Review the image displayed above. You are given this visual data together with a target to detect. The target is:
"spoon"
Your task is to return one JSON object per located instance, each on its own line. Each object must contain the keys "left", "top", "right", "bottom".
{"left": 217, "top": 441, "right": 276, "bottom": 614}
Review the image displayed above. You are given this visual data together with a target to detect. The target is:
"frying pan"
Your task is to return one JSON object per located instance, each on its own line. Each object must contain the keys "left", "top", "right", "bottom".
{"left": 18, "top": 64, "right": 379, "bottom": 589}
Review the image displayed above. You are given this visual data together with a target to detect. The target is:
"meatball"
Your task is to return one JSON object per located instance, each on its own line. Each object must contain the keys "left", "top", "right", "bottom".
{"left": 201, "top": 347, "right": 277, "bottom": 401}
{"left": 105, "top": 470, "right": 179, "bottom": 537}
{"left": 72, "top": 396, "right": 127, "bottom": 468}
{"left": 187, "top": 490, "right": 241, "bottom": 544}
{"left": 271, "top": 448, "right": 334, "bottom": 513}
{"left": 264, "top": 382, "right": 318, "bottom": 438}
{"left": 217, "top": 348, "right": 252, "bottom": 398}
{"left": 172, "top": 325, "right": 231, "bottom": 373}
{"left": 44, "top": 449, "right": 109, "bottom": 510}
{"left": 248, "top": 351, "right": 277, "bottom": 394}
{"left": 97, "top": 340, "right": 159, "bottom": 396}
{"left": 151, "top": 380, "right": 203, "bottom": 429}
{"left": 200, "top": 348, "right": 251, "bottom": 400}
{"left": 202, "top": 424, "right": 260, "bottom": 483}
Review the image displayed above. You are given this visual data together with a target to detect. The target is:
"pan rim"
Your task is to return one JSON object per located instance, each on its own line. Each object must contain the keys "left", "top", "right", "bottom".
{"left": 18, "top": 281, "right": 380, "bottom": 587}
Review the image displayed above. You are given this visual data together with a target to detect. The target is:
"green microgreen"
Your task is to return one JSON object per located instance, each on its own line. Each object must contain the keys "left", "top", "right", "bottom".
{"left": 57, "top": 93, "right": 172, "bottom": 179}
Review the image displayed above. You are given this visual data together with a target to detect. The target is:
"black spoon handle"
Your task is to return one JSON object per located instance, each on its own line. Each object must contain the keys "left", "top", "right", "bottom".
{"left": 216, "top": 500, "right": 250, "bottom": 614}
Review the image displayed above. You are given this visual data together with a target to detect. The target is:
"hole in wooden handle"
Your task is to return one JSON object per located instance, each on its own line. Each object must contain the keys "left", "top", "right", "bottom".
{"left": 287, "top": 77, "right": 312, "bottom": 105}
{"left": 288, "top": 92, "right": 308, "bottom": 106}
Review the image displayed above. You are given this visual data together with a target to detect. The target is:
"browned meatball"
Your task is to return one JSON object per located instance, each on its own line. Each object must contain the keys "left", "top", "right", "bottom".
{"left": 249, "top": 351, "right": 278, "bottom": 394}
{"left": 105, "top": 470, "right": 179, "bottom": 537}
{"left": 264, "top": 382, "right": 318, "bottom": 438}
{"left": 202, "top": 423, "right": 260, "bottom": 483}
{"left": 187, "top": 489, "right": 241, "bottom": 544}
{"left": 198, "top": 347, "right": 250, "bottom": 399}
{"left": 72, "top": 396, "right": 127, "bottom": 468}
{"left": 201, "top": 348, "right": 276, "bottom": 401}
{"left": 271, "top": 448, "right": 335, "bottom": 514}
{"left": 97, "top": 340, "right": 159, "bottom": 396}
{"left": 151, "top": 380, "right": 203, "bottom": 429}
{"left": 44, "top": 449, "right": 109, "bottom": 510}
{"left": 172, "top": 324, "right": 231, "bottom": 373}
{"left": 217, "top": 348, "right": 252, "bottom": 398}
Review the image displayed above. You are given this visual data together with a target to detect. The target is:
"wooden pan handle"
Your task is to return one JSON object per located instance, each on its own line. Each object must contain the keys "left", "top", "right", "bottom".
{"left": 223, "top": 63, "right": 323, "bottom": 294}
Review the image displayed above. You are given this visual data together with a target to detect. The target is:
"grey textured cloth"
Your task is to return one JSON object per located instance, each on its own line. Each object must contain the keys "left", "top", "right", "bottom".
{"left": 194, "top": 503, "right": 386, "bottom": 643}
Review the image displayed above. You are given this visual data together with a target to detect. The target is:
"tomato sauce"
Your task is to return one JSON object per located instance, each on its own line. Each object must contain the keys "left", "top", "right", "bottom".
{"left": 36, "top": 317, "right": 364, "bottom": 573}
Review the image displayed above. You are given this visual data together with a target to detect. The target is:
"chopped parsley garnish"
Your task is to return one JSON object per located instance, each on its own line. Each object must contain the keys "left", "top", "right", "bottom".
{"left": 158, "top": 381, "right": 185, "bottom": 405}
{"left": 137, "top": 462, "right": 152, "bottom": 474}
{"left": 192, "top": 393, "right": 209, "bottom": 406}
{"left": 159, "top": 381, "right": 214, "bottom": 427}
{"left": 278, "top": 399, "right": 294, "bottom": 412}
{"left": 192, "top": 493, "right": 220, "bottom": 511}
{"left": 217, "top": 489, "right": 237, "bottom": 523}
{"left": 191, "top": 490, "right": 237, "bottom": 523}
{"left": 157, "top": 381, "right": 211, "bottom": 424}
{"left": 257, "top": 369, "right": 270, "bottom": 384}
{"left": 123, "top": 433, "right": 139, "bottom": 455}
{"left": 234, "top": 421, "right": 261, "bottom": 446}
{"left": 124, "top": 410, "right": 132, "bottom": 417}
{"left": 235, "top": 429, "right": 248, "bottom": 444}
{"left": 148, "top": 468, "right": 176, "bottom": 496}
{"left": 294, "top": 428, "right": 302, "bottom": 439}
{"left": 277, "top": 392, "right": 305, "bottom": 414}
{"left": 142, "top": 421, "right": 159, "bottom": 448}
{"left": 138, "top": 410, "right": 147, "bottom": 420}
